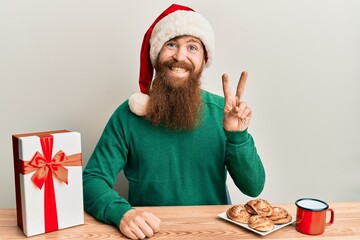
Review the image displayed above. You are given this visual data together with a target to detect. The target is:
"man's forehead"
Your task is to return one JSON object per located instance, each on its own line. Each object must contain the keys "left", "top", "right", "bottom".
{"left": 167, "top": 35, "right": 203, "bottom": 45}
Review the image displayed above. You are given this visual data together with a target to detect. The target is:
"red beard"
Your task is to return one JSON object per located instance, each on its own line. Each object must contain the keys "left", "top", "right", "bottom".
{"left": 145, "top": 59, "right": 204, "bottom": 130}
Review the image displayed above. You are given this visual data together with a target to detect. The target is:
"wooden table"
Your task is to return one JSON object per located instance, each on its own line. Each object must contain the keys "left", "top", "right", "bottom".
{"left": 1, "top": 202, "right": 359, "bottom": 239}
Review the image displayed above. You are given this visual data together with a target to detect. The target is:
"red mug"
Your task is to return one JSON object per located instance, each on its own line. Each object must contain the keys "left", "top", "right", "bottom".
{"left": 295, "top": 198, "right": 334, "bottom": 235}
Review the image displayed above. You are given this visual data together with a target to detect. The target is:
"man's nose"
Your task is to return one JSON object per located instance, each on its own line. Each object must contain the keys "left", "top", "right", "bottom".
{"left": 173, "top": 47, "right": 187, "bottom": 61}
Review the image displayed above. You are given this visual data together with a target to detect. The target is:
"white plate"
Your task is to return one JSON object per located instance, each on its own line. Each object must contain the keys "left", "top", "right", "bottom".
{"left": 218, "top": 212, "right": 295, "bottom": 236}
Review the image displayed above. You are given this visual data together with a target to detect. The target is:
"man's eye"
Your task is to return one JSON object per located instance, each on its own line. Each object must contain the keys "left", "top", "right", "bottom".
{"left": 188, "top": 45, "right": 197, "bottom": 51}
{"left": 166, "top": 43, "right": 176, "bottom": 48}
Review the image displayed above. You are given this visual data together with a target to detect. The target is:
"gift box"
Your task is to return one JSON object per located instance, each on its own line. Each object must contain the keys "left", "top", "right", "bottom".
{"left": 12, "top": 130, "right": 84, "bottom": 237}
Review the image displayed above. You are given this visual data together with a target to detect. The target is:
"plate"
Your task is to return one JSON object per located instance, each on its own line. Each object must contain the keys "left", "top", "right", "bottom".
{"left": 217, "top": 212, "right": 295, "bottom": 236}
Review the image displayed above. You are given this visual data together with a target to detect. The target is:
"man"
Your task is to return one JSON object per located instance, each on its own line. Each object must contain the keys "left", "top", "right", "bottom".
{"left": 83, "top": 4, "right": 265, "bottom": 240}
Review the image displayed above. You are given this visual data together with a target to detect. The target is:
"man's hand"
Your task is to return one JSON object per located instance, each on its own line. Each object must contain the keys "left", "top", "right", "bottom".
{"left": 120, "top": 209, "right": 161, "bottom": 239}
{"left": 222, "top": 71, "right": 252, "bottom": 131}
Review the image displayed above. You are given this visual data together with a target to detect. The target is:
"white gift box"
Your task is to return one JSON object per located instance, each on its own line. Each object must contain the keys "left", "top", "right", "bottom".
{"left": 12, "top": 130, "right": 84, "bottom": 237}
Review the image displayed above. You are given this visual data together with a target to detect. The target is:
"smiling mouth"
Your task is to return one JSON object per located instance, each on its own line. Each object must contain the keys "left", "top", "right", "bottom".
{"left": 170, "top": 67, "right": 187, "bottom": 73}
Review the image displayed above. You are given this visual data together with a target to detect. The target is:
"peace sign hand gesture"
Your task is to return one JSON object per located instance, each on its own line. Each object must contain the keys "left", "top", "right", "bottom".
{"left": 222, "top": 71, "right": 252, "bottom": 132}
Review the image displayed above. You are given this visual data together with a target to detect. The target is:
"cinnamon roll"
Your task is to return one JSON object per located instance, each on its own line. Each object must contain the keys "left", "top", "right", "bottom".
{"left": 245, "top": 198, "right": 273, "bottom": 217}
{"left": 268, "top": 206, "right": 292, "bottom": 224}
{"left": 226, "top": 205, "right": 251, "bottom": 224}
{"left": 248, "top": 215, "right": 274, "bottom": 232}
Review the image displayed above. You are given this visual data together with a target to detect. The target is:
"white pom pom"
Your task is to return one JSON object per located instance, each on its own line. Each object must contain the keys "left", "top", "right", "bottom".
{"left": 128, "top": 92, "right": 150, "bottom": 116}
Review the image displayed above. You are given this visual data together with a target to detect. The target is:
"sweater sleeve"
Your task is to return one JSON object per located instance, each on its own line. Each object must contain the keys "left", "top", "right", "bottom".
{"left": 83, "top": 104, "right": 133, "bottom": 229}
{"left": 224, "top": 129, "right": 265, "bottom": 197}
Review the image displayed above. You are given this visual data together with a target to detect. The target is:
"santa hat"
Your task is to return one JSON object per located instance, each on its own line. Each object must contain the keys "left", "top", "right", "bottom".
{"left": 129, "top": 4, "right": 215, "bottom": 116}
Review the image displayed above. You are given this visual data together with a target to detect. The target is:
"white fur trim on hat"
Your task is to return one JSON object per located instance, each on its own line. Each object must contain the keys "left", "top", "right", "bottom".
{"left": 149, "top": 10, "right": 214, "bottom": 68}
{"left": 128, "top": 92, "right": 150, "bottom": 116}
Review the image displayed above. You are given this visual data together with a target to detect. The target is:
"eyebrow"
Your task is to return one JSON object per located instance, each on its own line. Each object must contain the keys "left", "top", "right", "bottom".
{"left": 186, "top": 38, "right": 202, "bottom": 45}
{"left": 168, "top": 36, "right": 202, "bottom": 45}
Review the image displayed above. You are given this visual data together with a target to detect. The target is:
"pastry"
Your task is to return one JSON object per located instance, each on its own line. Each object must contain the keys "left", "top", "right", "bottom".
{"left": 248, "top": 215, "right": 274, "bottom": 232}
{"left": 245, "top": 198, "right": 273, "bottom": 217}
{"left": 226, "top": 205, "right": 251, "bottom": 224}
{"left": 225, "top": 199, "right": 292, "bottom": 232}
{"left": 268, "top": 206, "right": 292, "bottom": 224}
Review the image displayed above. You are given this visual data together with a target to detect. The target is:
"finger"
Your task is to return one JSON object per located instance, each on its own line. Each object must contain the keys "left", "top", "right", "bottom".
{"left": 132, "top": 214, "right": 155, "bottom": 238}
{"left": 127, "top": 232, "right": 138, "bottom": 240}
{"left": 138, "top": 212, "right": 160, "bottom": 237}
{"left": 237, "top": 101, "right": 247, "bottom": 116}
{"left": 138, "top": 222, "right": 155, "bottom": 238}
{"left": 121, "top": 226, "right": 141, "bottom": 240}
{"left": 146, "top": 215, "right": 161, "bottom": 233}
{"left": 222, "top": 73, "right": 232, "bottom": 100}
{"left": 236, "top": 71, "right": 248, "bottom": 100}
{"left": 236, "top": 96, "right": 241, "bottom": 107}
{"left": 230, "top": 106, "right": 241, "bottom": 117}
{"left": 241, "top": 107, "right": 252, "bottom": 119}
{"left": 131, "top": 224, "right": 146, "bottom": 239}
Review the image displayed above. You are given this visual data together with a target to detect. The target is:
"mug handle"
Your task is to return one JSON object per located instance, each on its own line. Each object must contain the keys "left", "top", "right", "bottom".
{"left": 326, "top": 208, "right": 335, "bottom": 226}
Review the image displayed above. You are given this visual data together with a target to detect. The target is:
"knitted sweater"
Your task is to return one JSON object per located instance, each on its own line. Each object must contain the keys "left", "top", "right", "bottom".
{"left": 83, "top": 90, "right": 265, "bottom": 228}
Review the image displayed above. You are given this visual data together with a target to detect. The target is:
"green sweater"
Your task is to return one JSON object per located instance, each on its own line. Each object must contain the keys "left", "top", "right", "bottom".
{"left": 83, "top": 90, "right": 265, "bottom": 228}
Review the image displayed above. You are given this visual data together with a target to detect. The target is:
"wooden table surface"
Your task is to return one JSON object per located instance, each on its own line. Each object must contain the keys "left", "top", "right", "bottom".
{"left": 1, "top": 202, "right": 360, "bottom": 239}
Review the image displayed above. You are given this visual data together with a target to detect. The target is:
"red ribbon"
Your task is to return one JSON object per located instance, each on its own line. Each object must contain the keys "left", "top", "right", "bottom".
{"left": 19, "top": 135, "right": 82, "bottom": 233}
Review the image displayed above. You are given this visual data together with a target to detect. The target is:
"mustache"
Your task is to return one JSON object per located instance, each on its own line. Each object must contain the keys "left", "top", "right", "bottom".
{"left": 162, "top": 59, "right": 194, "bottom": 71}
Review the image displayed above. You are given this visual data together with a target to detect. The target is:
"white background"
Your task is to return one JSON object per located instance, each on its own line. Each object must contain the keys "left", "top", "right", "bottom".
{"left": 1, "top": 0, "right": 359, "bottom": 208}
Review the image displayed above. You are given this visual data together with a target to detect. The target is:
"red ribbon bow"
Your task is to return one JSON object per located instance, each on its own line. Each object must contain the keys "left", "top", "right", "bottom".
{"left": 30, "top": 150, "right": 69, "bottom": 189}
